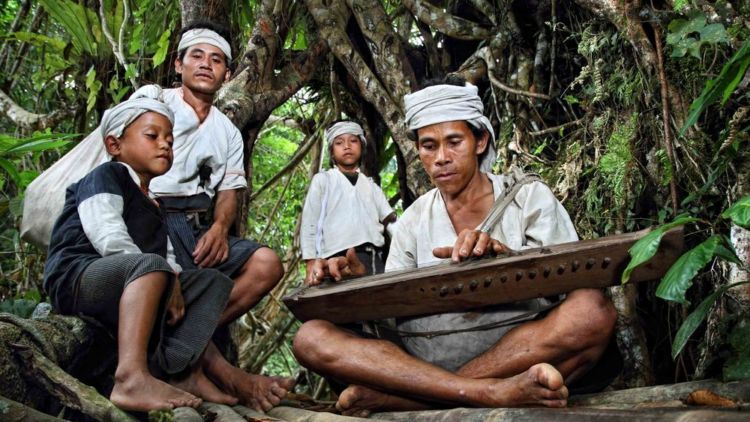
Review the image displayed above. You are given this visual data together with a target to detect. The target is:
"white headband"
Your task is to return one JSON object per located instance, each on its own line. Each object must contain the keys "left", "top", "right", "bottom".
{"left": 178, "top": 28, "right": 232, "bottom": 61}
{"left": 325, "top": 121, "right": 367, "bottom": 146}
{"left": 404, "top": 82, "right": 497, "bottom": 172}
{"left": 101, "top": 85, "right": 174, "bottom": 139}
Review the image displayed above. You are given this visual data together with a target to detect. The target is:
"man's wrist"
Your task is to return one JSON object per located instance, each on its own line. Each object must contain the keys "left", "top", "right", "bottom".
{"left": 210, "top": 221, "right": 231, "bottom": 237}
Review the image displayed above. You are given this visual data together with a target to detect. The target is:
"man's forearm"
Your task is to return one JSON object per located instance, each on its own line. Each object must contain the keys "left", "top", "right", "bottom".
{"left": 212, "top": 189, "right": 240, "bottom": 234}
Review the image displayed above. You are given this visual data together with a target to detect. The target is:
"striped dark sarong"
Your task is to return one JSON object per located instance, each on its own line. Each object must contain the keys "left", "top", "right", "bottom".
{"left": 162, "top": 194, "right": 262, "bottom": 277}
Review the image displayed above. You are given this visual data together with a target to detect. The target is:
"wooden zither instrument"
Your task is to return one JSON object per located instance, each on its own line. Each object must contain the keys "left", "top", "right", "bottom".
{"left": 283, "top": 227, "right": 684, "bottom": 324}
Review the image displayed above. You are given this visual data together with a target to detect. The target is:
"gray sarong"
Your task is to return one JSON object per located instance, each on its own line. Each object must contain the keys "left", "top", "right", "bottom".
{"left": 76, "top": 253, "right": 232, "bottom": 375}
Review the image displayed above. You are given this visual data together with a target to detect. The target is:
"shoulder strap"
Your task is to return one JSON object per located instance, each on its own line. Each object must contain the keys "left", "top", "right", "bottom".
{"left": 478, "top": 168, "right": 541, "bottom": 233}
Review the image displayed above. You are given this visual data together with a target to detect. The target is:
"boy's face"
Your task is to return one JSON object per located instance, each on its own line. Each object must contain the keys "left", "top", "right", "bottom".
{"left": 175, "top": 43, "right": 229, "bottom": 96}
{"left": 331, "top": 133, "right": 362, "bottom": 170}
{"left": 105, "top": 112, "right": 174, "bottom": 181}
{"left": 416, "top": 120, "right": 488, "bottom": 197}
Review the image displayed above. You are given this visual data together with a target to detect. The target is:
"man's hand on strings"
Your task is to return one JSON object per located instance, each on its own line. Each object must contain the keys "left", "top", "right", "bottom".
{"left": 304, "top": 248, "right": 366, "bottom": 286}
{"left": 433, "top": 229, "right": 511, "bottom": 262}
{"left": 305, "top": 259, "right": 327, "bottom": 286}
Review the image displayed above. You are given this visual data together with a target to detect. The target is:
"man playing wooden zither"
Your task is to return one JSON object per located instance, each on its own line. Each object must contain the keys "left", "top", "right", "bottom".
{"left": 292, "top": 75, "right": 617, "bottom": 416}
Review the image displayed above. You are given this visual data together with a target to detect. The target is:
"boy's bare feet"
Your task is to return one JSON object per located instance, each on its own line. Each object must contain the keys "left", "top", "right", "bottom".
{"left": 110, "top": 369, "right": 201, "bottom": 412}
{"left": 171, "top": 364, "right": 238, "bottom": 405}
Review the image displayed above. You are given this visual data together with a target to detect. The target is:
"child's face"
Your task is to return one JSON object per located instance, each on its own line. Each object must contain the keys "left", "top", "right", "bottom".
{"left": 106, "top": 112, "right": 174, "bottom": 181}
{"left": 331, "top": 134, "right": 362, "bottom": 169}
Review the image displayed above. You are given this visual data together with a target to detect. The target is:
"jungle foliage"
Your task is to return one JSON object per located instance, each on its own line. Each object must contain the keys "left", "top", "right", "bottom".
{"left": 0, "top": 0, "right": 749, "bottom": 409}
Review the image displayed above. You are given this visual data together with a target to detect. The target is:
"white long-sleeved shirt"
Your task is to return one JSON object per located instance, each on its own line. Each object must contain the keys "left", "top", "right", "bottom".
{"left": 300, "top": 168, "right": 394, "bottom": 259}
{"left": 385, "top": 172, "right": 578, "bottom": 371}
{"left": 148, "top": 87, "right": 246, "bottom": 199}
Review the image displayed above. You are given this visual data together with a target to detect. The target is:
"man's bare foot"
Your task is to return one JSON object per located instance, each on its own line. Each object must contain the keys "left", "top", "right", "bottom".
{"left": 475, "top": 363, "right": 568, "bottom": 408}
{"left": 336, "top": 385, "right": 431, "bottom": 417}
{"left": 110, "top": 369, "right": 201, "bottom": 411}
{"left": 213, "top": 365, "right": 294, "bottom": 412}
{"left": 203, "top": 341, "right": 294, "bottom": 411}
{"left": 171, "top": 364, "right": 238, "bottom": 405}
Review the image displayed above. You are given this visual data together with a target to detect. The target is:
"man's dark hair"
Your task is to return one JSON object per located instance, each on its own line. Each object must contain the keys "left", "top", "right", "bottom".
{"left": 177, "top": 20, "right": 233, "bottom": 67}
{"left": 407, "top": 74, "right": 487, "bottom": 143}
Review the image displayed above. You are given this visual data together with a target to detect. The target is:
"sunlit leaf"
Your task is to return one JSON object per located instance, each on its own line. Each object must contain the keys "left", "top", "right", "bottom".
{"left": 656, "top": 235, "right": 724, "bottom": 304}
{"left": 721, "top": 196, "right": 750, "bottom": 229}
{"left": 152, "top": 29, "right": 172, "bottom": 67}
{"left": 621, "top": 217, "right": 698, "bottom": 284}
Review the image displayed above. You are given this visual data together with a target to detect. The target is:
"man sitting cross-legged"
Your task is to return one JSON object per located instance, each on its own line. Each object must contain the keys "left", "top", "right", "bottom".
{"left": 294, "top": 75, "right": 617, "bottom": 417}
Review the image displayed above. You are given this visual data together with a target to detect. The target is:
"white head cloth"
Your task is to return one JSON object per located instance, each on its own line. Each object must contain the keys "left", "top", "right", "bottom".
{"left": 325, "top": 121, "right": 367, "bottom": 146}
{"left": 178, "top": 28, "right": 232, "bottom": 61}
{"left": 404, "top": 82, "right": 497, "bottom": 172}
{"left": 101, "top": 85, "right": 174, "bottom": 139}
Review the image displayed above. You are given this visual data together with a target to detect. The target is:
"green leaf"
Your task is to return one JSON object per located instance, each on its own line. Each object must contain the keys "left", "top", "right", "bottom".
{"left": 671, "top": 280, "right": 750, "bottom": 360}
{"left": 688, "top": 41, "right": 703, "bottom": 59}
{"left": 0, "top": 132, "right": 77, "bottom": 156}
{"left": 10, "top": 31, "right": 66, "bottom": 51}
{"left": 85, "top": 67, "right": 103, "bottom": 113}
{"left": 682, "top": 40, "right": 750, "bottom": 133}
{"left": 0, "top": 157, "right": 20, "bottom": 185}
{"left": 621, "top": 217, "right": 698, "bottom": 284}
{"left": 2, "top": 139, "right": 72, "bottom": 155}
{"left": 667, "top": 18, "right": 690, "bottom": 36}
{"left": 721, "top": 196, "right": 750, "bottom": 229}
{"left": 714, "top": 242, "right": 742, "bottom": 266}
{"left": 684, "top": 11, "right": 707, "bottom": 34}
{"left": 671, "top": 287, "right": 724, "bottom": 358}
{"left": 38, "top": 0, "right": 101, "bottom": 57}
{"left": 656, "top": 235, "right": 724, "bottom": 304}
{"left": 0, "top": 298, "right": 37, "bottom": 318}
{"left": 152, "top": 28, "right": 172, "bottom": 67}
{"left": 672, "top": 0, "right": 689, "bottom": 11}
{"left": 700, "top": 23, "right": 729, "bottom": 45}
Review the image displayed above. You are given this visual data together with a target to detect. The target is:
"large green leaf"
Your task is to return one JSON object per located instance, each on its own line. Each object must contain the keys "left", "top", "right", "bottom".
{"left": 672, "top": 281, "right": 750, "bottom": 359}
{"left": 38, "top": 0, "right": 101, "bottom": 57}
{"left": 621, "top": 217, "right": 698, "bottom": 284}
{"left": 656, "top": 235, "right": 728, "bottom": 304}
{"left": 722, "top": 195, "right": 750, "bottom": 229}
{"left": 681, "top": 40, "right": 750, "bottom": 133}
{"left": 0, "top": 133, "right": 77, "bottom": 156}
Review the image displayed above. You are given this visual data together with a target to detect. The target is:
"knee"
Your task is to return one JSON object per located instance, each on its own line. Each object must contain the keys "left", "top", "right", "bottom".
{"left": 245, "top": 247, "right": 284, "bottom": 285}
{"left": 292, "top": 320, "right": 337, "bottom": 368}
{"left": 206, "top": 268, "right": 234, "bottom": 295}
{"left": 564, "top": 289, "right": 617, "bottom": 345}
